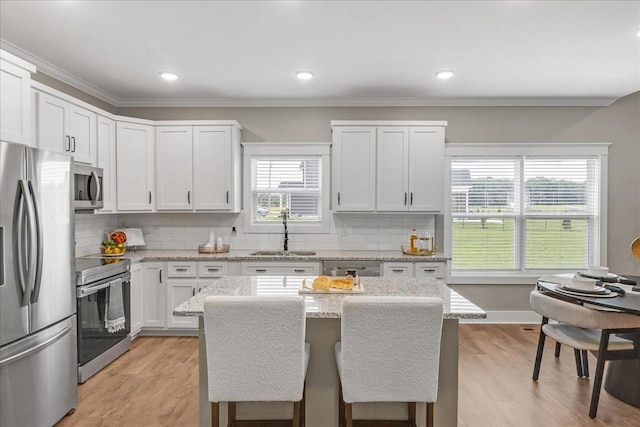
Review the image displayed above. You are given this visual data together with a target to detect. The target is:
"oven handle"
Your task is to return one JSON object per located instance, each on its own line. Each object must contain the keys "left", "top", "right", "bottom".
{"left": 77, "top": 274, "right": 130, "bottom": 298}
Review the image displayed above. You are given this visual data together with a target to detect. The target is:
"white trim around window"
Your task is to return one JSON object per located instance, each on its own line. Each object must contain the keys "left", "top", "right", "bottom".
{"left": 242, "top": 142, "right": 331, "bottom": 233}
{"left": 444, "top": 142, "right": 610, "bottom": 285}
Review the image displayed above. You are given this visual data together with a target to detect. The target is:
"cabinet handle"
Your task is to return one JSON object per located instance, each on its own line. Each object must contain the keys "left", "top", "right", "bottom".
{"left": 410, "top": 192, "right": 413, "bottom": 205}
{"left": 404, "top": 192, "right": 408, "bottom": 205}
{"left": 392, "top": 269, "right": 405, "bottom": 273}
{"left": 294, "top": 269, "right": 306, "bottom": 273}
{"left": 65, "top": 135, "right": 71, "bottom": 152}
{"left": 71, "top": 136, "right": 76, "bottom": 153}
{"left": 207, "top": 268, "right": 219, "bottom": 272}
{"left": 226, "top": 191, "right": 229, "bottom": 204}
{"left": 192, "top": 288, "right": 195, "bottom": 296}
{"left": 187, "top": 191, "right": 191, "bottom": 204}
{"left": 422, "top": 269, "right": 436, "bottom": 273}
{"left": 148, "top": 191, "right": 152, "bottom": 204}
{"left": 337, "top": 192, "right": 341, "bottom": 205}
{"left": 255, "top": 269, "right": 267, "bottom": 272}
{"left": 176, "top": 268, "right": 188, "bottom": 272}
{"left": 159, "top": 269, "right": 162, "bottom": 283}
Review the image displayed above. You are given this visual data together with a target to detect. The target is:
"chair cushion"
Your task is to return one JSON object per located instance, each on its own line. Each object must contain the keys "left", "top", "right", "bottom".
{"left": 542, "top": 323, "right": 636, "bottom": 351}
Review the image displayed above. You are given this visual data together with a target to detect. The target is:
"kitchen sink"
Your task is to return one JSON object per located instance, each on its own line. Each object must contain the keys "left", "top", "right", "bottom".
{"left": 249, "top": 250, "right": 316, "bottom": 256}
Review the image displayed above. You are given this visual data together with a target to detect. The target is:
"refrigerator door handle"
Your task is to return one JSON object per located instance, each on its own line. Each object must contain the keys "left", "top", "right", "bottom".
{"left": 28, "top": 181, "right": 44, "bottom": 303}
{"left": 0, "top": 323, "right": 71, "bottom": 368}
{"left": 89, "top": 170, "right": 101, "bottom": 205}
{"left": 13, "top": 180, "right": 34, "bottom": 306}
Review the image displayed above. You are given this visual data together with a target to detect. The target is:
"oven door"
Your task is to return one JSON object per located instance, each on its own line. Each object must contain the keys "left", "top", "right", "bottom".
{"left": 76, "top": 274, "right": 130, "bottom": 366}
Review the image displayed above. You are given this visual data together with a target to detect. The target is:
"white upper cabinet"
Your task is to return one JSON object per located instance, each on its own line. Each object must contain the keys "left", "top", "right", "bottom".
{"left": 116, "top": 121, "right": 155, "bottom": 211}
{"left": 332, "top": 121, "right": 447, "bottom": 213}
{"left": 0, "top": 50, "right": 35, "bottom": 146}
{"left": 36, "top": 91, "right": 97, "bottom": 164}
{"left": 377, "top": 126, "right": 445, "bottom": 212}
{"left": 97, "top": 115, "right": 116, "bottom": 212}
{"left": 193, "top": 125, "right": 241, "bottom": 212}
{"left": 332, "top": 126, "right": 377, "bottom": 211}
{"left": 156, "top": 126, "right": 193, "bottom": 210}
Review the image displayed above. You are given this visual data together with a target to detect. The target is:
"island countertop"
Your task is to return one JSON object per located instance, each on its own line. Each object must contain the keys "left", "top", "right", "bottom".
{"left": 173, "top": 276, "right": 485, "bottom": 319}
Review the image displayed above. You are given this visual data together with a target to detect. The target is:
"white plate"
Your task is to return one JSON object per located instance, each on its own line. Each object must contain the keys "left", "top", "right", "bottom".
{"left": 553, "top": 284, "right": 618, "bottom": 298}
{"left": 579, "top": 271, "right": 618, "bottom": 279}
{"left": 557, "top": 284, "right": 609, "bottom": 294}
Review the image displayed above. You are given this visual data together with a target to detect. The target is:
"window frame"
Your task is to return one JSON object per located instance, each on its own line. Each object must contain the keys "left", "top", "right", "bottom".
{"left": 242, "top": 142, "right": 331, "bottom": 234}
{"left": 444, "top": 142, "right": 609, "bottom": 285}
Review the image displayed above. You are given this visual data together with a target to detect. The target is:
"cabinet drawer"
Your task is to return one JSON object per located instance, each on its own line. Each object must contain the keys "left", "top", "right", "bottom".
{"left": 241, "top": 262, "right": 320, "bottom": 276}
{"left": 414, "top": 262, "right": 445, "bottom": 279}
{"left": 198, "top": 262, "right": 229, "bottom": 278}
{"left": 382, "top": 263, "right": 414, "bottom": 277}
{"left": 166, "top": 261, "right": 197, "bottom": 278}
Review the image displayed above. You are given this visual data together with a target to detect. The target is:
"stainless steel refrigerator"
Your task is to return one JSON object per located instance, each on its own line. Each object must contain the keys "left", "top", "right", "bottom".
{"left": 0, "top": 141, "right": 78, "bottom": 426}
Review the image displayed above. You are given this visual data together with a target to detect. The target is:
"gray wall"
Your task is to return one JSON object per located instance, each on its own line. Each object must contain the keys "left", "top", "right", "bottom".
{"left": 52, "top": 76, "right": 640, "bottom": 313}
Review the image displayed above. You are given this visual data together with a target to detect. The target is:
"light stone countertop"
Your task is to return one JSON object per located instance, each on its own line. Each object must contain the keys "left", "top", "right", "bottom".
{"left": 173, "top": 276, "right": 485, "bottom": 320}
{"left": 84, "top": 249, "right": 449, "bottom": 263}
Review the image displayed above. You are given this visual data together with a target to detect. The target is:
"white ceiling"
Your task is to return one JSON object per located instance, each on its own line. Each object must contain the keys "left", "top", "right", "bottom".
{"left": 1, "top": 1, "right": 639, "bottom": 107}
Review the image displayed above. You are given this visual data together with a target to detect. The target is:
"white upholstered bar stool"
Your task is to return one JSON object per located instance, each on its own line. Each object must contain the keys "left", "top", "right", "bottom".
{"left": 203, "top": 296, "right": 310, "bottom": 427}
{"left": 529, "top": 290, "right": 640, "bottom": 418}
{"left": 335, "top": 296, "right": 444, "bottom": 427}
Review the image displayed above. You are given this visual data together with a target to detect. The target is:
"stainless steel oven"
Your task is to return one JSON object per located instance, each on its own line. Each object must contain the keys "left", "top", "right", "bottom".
{"left": 75, "top": 258, "right": 131, "bottom": 383}
{"left": 73, "top": 163, "right": 103, "bottom": 211}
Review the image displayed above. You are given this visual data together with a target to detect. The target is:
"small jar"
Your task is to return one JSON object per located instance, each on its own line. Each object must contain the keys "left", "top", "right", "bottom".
{"left": 216, "top": 237, "right": 223, "bottom": 250}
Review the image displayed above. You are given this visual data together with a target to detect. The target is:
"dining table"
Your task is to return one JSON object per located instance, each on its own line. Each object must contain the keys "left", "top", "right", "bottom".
{"left": 536, "top": 274, "right": 640, "bottom": 409}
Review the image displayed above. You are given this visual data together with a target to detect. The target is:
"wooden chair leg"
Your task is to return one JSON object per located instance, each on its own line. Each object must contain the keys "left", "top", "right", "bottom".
{"left": 426, "top": 402, "right": 434, "bottom": 427}
{"left": 300, "top": 383, "right": 306, "bottom": 427}
{"left": 581, "top": 350, "right": 590, "bottom": 378}
{"left": 345, "top": 403, "right": 353, "bottom": 427}
{"left": 533, "top": 317, "right": 549, "bottom": 381}
{"left": 293, "top": 400, "right": 301, "bottom": 427}
{"left": 227, "top": 402, "right": 236, "bottom": 427}
{"left": 555, "top": 342, "right": 561, "bottom": 357}
{"left": 589, "top": 330, "right": 610, "bottom": 418}
{"left": 211, "top": 402, "right": 220, "bottom": 427}
{"left": 338, "top": 382, "right": 345, "bottom": 427}
{"left": 574, "top": 348, "right": 584, "bottom": 377}
{"left": 408, "top": 402, "right": 416, "bottom": 427}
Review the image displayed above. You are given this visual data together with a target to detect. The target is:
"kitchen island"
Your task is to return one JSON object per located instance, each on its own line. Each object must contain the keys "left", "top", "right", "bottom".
{"left": 174, "top": 276, "right": 485, "bottom": 427}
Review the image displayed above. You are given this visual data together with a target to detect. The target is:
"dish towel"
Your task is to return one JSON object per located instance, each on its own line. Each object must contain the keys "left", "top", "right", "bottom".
{"left": 105, "top": 279, "right": 126, "bottom": 333}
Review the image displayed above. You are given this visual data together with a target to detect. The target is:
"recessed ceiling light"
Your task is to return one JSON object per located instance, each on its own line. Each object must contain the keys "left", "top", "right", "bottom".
{"left": 435, "top": 70, "right": 455, "bottom": 80}
{"left": 159, "top": 72, "right": 178, "bottom": 81}
{"left": 296, "top": 71, "right": 314, "bottom": 80}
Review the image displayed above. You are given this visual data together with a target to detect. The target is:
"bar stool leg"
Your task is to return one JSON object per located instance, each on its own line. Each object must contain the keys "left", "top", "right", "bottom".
{"left": 211, "top": 402, "right": 220, "bottom": 427}
{"left": 426, "top": 402, "right": 434, "bottom": 427}
{"left": 574, "top": 349, "right": 584, "bottom": 377}
{"left": 581, "top": 350, "right": 590, "bottom": 378}
{"left": 533, "top": 317, "right": 549, "bottom": 380}
{"left": 555, "top": 342, "right": 561, "bottom": 357}
{"left": 408, "top": 402, "right": 416, "bottom": 427}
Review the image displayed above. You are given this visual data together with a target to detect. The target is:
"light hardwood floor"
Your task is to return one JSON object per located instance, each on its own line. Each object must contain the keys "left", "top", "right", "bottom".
{"left": 55, "top": 325, "right": 640, "bottom": 427}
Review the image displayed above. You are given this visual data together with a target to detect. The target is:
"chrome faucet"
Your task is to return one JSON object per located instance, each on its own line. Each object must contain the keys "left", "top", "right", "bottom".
{"left": 282, "top": 209, "right": 289, "bottom": 252}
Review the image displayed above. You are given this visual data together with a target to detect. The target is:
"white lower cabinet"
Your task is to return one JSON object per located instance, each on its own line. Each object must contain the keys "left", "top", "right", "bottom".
{"left": 142, "top": 262, "right": 165, "bottom": 328}
{"left": 166, "top": 280, "right": 199, "bottom": 329}
{"left": 130, "top": 262, "right": 143, "bottom": 337}
{"left": 240, "top": 262, "right": 320, "bottom": 276}
{"left": 382, "top": 261, "right": 445, "bottom": 279}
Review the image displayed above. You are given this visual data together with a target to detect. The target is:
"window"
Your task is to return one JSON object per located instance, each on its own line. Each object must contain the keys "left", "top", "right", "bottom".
{"left": 445, "top": 143, "right": 609, "bottom": 283}
{"left": 242, "top": 142, "right": 331, "bottom": 233}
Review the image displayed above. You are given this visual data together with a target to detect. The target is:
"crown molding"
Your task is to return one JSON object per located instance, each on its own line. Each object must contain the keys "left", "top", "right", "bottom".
{"left": 0, "top": 39, "right": 121, "bottom": 107}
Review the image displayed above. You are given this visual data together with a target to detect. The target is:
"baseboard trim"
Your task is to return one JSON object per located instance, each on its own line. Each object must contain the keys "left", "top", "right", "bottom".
{"left": 461, "top": 310, "right": 541, "bottom": 324}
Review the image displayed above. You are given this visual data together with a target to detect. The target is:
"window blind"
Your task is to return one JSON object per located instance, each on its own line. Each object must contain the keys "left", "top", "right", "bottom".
{"left": 251, "top": 157, "right": 322, "bottom": 223}
{"left": 451, "top": 156, "right": 600, "bottom": 271}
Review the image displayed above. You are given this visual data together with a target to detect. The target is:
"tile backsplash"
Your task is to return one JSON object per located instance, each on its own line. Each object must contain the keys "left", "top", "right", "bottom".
{"left": 75, "top": 212, "right": 435, "bottom": 257}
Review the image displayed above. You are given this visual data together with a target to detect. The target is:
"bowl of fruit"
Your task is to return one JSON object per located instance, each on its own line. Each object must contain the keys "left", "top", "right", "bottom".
{"left": 101, "top": 230, "right": 127, "bottom": 257}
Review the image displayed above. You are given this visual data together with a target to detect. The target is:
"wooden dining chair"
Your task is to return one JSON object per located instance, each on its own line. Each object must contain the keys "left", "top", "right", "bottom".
{"left": 203, "top": 296, "right": 310, "bottom": 427}
{"left": 529, "top": 290, "right": 640, "bottom": 418}
{"left": 334, "top": 296, "right": 443, "bottom": 427}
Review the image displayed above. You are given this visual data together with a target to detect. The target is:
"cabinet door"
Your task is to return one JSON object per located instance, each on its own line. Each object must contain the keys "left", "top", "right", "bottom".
{"left": 142, "top": 262, "right": 165, "bottom": 328}
{"left": 332, "top": 126, "right": 376, "bottom": 211}
{"left": 377, "top": 127, "right": 409, "bottom": 211}
{"left": 408, "top": 127, "right": 445, "bottom": 212}
{"left": 414, "top": 262, "right": 445, "bottom": 279}
{"left": 193, "top": 126, "right": 236, "bottom": 211}
{"left": 97, "top": 116, "right": 116, "bottom": 212}
{"left": 156, "top": 126, "right": 193, "bottom": 210}
{"left": 68, "top": 105, "right": 96, "bottom": 165}
{"left": 0, "top": 58, "right": 32, "bottom": 145}
{"left": 130, "top": 263, "right": 143, "bottom": 337}
{"left": 116, "top": 122, "right": 155, "bottom": 211}
{"left": 166, "top": 280, "right": 199, "bottom": 329}
{"left": 36, "top": 92, "right": 69, "bottom": 155}
{"left": 382, "top": 262, "right": 414, "bottom": 277}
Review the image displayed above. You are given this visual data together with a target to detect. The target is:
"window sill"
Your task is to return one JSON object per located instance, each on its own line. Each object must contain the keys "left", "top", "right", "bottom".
{"left": 447, "top": 271, "right": 577, "bottom": 285}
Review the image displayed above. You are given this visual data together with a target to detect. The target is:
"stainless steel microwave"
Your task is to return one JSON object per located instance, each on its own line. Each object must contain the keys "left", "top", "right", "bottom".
{"left": 73, "top": 163, "right": 103, "bottom": 211}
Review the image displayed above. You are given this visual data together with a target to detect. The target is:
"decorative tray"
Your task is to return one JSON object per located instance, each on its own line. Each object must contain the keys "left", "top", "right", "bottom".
{"left": 198, "top": 244, "right": 230, "bottom": 254}
{"left": 298, "top": 277, "right": 365, "bottom": 294}
{"left": 401, "top": 245, "right": 438, "bottom": 256}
